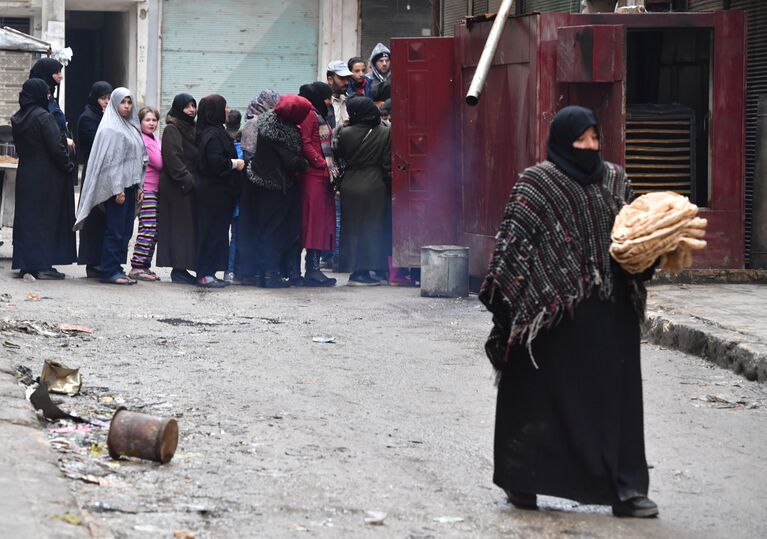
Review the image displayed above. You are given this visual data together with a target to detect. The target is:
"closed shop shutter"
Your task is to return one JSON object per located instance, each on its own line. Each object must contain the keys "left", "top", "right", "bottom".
{"left": 360, "top": 0, "right": 434, "bottom": 59}
{"left": 730, "top": 0, "right": 767, "bottom": 265}
{"left": 442, "top": 0, "right": 468, "bottom": 36}
{"left": 686, "top": 0, "right": 725, "bottom": 10}
{"left": 520, "top": 0, "right": 580, "bottom": 13}
{"left": 472, "top": 1, "right": 490, "bottom": 15}
{"left": 160, "top": 0, "right": 319, "bottom": 116}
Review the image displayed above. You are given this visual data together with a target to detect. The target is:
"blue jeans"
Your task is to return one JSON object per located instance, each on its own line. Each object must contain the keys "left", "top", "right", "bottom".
{"left": 101, "top": 186, "right": 136, "bottom": 278}
{"left": 227, "top": 201, "right": 240, "bottom": 274}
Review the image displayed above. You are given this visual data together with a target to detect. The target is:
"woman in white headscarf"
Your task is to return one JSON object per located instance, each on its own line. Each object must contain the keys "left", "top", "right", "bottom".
{"left": 74, "top": 87, "right": 147, "bottom": 284}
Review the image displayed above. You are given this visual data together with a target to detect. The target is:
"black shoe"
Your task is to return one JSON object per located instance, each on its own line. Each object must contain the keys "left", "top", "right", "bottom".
{"left": 197, "top": 275, "right": 227, "bottom": 288}
{"left": 241, "top": 274, "right": 263, "bottom": 287}
{"left": 171, "top": 268, "right": 196, "bottom": 285}
{"left": 263, "top": 271, "right": 290, "bottom": 288}
{"left": 35, "top": 269, "right": 65, "bottom": 280}
{"left": 287, "top": 274, "right": 304, "bottom": 287}
{"left": 503, "top": 490, "right": 538, "bottom": 510}
{"left": 612, "top": 496, "right": 659, "bottom": 518}
{"left": 85, "top": 265, "right": 101, "bottom": 279}
{"left": 347, "top": 274, "right": 381, "bottom": 286}
{"left": 304, "top": 270, "right": 336, "bottom": 287}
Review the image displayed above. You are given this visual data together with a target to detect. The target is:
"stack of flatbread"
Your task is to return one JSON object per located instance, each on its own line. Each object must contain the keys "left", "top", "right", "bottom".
{"left": 610, "top": 191, "right": 707, "bottom": 274}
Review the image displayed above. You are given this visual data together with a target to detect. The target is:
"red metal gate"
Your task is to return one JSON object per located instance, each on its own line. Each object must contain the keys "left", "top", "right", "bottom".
{"left": 390, "top": 37, "right": 457, "bottom": 268}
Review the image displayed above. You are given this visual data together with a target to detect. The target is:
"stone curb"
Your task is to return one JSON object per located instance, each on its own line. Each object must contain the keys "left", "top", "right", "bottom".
{"left": 642, "top": 309, "right": 767, "bottom": 383}
{"left": 0, "top": 363, "right": 90, "bottom": 538}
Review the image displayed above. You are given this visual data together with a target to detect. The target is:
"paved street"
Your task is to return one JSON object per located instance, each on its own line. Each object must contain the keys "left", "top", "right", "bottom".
{"left": 1, "top": 265, "right": 766, "bottom": 538}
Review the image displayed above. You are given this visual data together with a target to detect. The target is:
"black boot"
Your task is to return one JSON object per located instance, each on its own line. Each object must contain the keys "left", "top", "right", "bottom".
{"left": 303, "top": 250, "right": 336, "bottom": 287}
{"left": 263, "top": 271, "right": 290, "bottom": 288}
{"left": 612, "top": 496, "right": 658, "bottom": 518}
{"left": 503, "top": 489, "right": 538, "bottom": 510}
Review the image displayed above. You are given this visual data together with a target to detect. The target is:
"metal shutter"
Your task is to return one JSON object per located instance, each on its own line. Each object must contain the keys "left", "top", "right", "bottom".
{"left": 730, "top": 0, "right": 767, "bottom": 266}
{"left": 360, "top": 0, "right": 434, "bottom": 60}
{"left": 442, "top": 0, "right": 468, "bottom": 36}
{"left": 686, "top": 0, "right": 725, "bottom": 10}
{"left": 160, "top": 0, "right": 319, "bottom": 117}
{"left": 472, "top": 1, "right": 490, "bottom": 15}
{"left": 520, "top": 0, "right": 580, "bottom": 13}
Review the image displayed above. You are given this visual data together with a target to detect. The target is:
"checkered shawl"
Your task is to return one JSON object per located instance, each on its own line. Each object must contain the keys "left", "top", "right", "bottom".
{"left": 479, "top": 160, "right": 647, "bottom": 371}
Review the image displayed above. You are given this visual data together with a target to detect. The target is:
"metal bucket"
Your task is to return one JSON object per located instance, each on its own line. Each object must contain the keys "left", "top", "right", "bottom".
{"left": 107, "top": 407, "right": 179, "bottom": 464}
{"left": 420, "top": 245, "right": 470, "bottom": 298}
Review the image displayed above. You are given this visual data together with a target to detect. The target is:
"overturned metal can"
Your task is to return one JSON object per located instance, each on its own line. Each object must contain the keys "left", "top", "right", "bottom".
{"left": 107, "top": 407, "right": 179, "bottom": 464}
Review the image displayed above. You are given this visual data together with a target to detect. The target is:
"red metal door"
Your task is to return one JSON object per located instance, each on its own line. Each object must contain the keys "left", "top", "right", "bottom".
{"left": 556, "top": 25, "right": 627, "bottom": 167}
{"left": 390, "top": 37, "right": 457, "bottom": 268}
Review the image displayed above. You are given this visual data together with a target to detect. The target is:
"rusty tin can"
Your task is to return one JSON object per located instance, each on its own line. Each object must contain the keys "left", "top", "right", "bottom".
{"left": 107, "top": 407, "right": 179, "bottom": 463}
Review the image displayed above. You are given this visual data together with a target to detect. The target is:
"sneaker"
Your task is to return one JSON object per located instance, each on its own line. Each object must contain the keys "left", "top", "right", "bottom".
{"left": 612, "top": 496, "right": 659, "bottom": 518}
{"left": 224, "top": 271, "right": 241, "bottom": 285}
{"left": 347, "top": 274, "right": 381, "bottom": 286}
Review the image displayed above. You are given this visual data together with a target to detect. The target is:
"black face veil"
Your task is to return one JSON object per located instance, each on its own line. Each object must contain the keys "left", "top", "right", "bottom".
{"left": 546, "top": 106, "right": 605, "bottom": 186}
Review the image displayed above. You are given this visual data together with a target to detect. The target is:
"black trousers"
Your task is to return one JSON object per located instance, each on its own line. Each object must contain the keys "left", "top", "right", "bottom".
{"left": 196, "top": 185, "right": 235, "bottom": 278}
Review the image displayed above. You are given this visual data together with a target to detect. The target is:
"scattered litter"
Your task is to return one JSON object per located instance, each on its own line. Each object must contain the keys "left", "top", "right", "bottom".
{"left": 107, "top": 407, "right": 179, "bottom": 463}
{"left": 292, "top": 524, "right": 309, "bottom": 532}
{"left": 26, "top": 292, "right": 42, "bottom": 302}
{"left": 691, "top": 394, "right": 760, "bottom": 409}
{"left": 65, "top": 473, "right": 113, "bottom": 487}
{"left": 185, "top": 504, "right": 216, "bottom": 515}
{"left": 58, "top": 323, "right": 94, "bottom": 334}
{"left": 0, "top": 293, "right": 11, "bottom": 302}
{"left": 364, "top": 511, "right": 387, "bottom": 525}
{"left": 433, "top": 516, "right": 464, "bottom": 524}
{"left": 28, "top": 382, "right": 86, "bottom": 422}
{"left": 15, "top": 364, "right": 34, "bottom": 384}
{"left": 174, "top": 531, "right": 196, "bottom": 539}
{"left": 41, "top": 359, "right": 82, "bottom": 396}
{"left": 0, "top": 319, "right": 59, "bottom": 337}
{"left": 312, "top": 335, "right": 336, "bottom": 344}
{"left": 88, "top": 442, "right": 107, "bottom": 457}
{"left": 49, "top": 424, "right": 92, "bottom": 434}
{"left": 3, "top": 340, "right": 20, "bottom": 349}
{"left": 134, "top": 525, "right": 165, "bottom": 533}
{"left": 50, "top": 513, "right": 82, "bottom": 526}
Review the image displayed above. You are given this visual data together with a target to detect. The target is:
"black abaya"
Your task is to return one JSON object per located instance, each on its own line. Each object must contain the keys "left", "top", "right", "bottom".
{"left": 238, "top": 180, "right": 301, "bottom": 276}
{"left": 76, "top": 104, "right": 106, "bottom": 267}
{"left": 493, "top": 264, "right": 649, "bottom": 505}
{"left": 10, "top": 89, "right": 76, "bottom": 272}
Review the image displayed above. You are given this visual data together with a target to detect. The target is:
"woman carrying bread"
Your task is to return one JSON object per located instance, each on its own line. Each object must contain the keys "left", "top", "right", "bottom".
{"left": 479, "top": 106, "right": 658, "bottom": 518}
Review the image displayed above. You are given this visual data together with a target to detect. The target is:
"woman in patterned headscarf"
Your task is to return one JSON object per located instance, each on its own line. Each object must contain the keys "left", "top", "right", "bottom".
{"left": 240, "top": 89, "right": 280, "bottom": 161}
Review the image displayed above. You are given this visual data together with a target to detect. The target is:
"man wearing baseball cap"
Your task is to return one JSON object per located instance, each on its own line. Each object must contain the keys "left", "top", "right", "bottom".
{"left": 326, "top": 60, "right": 352, "bottom": 127}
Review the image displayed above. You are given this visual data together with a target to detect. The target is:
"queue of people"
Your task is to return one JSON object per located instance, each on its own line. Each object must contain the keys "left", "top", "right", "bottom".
{"left": 9, "top": 48, "right": 397, "bottom": 289}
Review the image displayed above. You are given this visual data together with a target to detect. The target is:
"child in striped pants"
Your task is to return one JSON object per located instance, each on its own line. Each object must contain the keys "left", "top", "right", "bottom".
{"left": 129, "top": 107, "right": 163, "bottom": 281}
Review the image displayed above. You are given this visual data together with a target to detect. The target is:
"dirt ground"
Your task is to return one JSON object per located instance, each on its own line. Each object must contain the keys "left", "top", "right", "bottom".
{"left": 1, "top": 263, "right": 766, "bottom": 539}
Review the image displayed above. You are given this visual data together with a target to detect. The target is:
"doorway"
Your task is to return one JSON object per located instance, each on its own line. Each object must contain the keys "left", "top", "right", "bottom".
{"left": 626, "top": 28, "right": 713, "bottom": 207}
{"left": 64, "top": 11, "right": 129, "bottom": 129}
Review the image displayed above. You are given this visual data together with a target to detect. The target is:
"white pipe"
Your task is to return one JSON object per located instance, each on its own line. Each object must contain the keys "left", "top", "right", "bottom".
{"left": 465, "top": 0, "right": 515, "bottom": 106}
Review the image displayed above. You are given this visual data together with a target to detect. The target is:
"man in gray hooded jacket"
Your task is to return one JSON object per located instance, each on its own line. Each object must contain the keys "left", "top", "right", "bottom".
{"left": 367, "top": 42, "right": 391, "bottom": 103}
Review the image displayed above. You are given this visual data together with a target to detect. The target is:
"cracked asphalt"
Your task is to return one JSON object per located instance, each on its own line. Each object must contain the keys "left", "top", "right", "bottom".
{"left": 1, "top": 263, "right": 766, "bottom": 539}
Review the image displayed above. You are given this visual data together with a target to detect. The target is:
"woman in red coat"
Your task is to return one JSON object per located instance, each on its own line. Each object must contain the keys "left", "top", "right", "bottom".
{"left": 298, "top": 82, "right": 336, "bottom": 286}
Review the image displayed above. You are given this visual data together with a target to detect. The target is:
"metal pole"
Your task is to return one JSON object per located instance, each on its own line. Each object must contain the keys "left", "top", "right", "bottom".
{"left": 465, "top": 0, "right": 515, "bottom": 106}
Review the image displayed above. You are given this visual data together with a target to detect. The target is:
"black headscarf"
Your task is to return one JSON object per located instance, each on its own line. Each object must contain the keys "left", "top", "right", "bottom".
{"left": 168, "top": 92, "right": 197, "bottom": 126}
{"left": 87, "top": 81, "right": 113, "bottom": 113}
{"left": 546, "top": 106, "right": 605, "bottom": 186}
{"left": 195, "top": 94, "right": 227, "bottom": 139}
{"left": 347, "top": 96, "right": 381, "bottom": 128}
{"left": 18, "top": 78, "right": 50, "bottom": 110}
{"left": 299, "top": 82, "right": 332, "bottom": 119}
{"left": 29, "top": 58, "right": 63, "bottom": 95}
